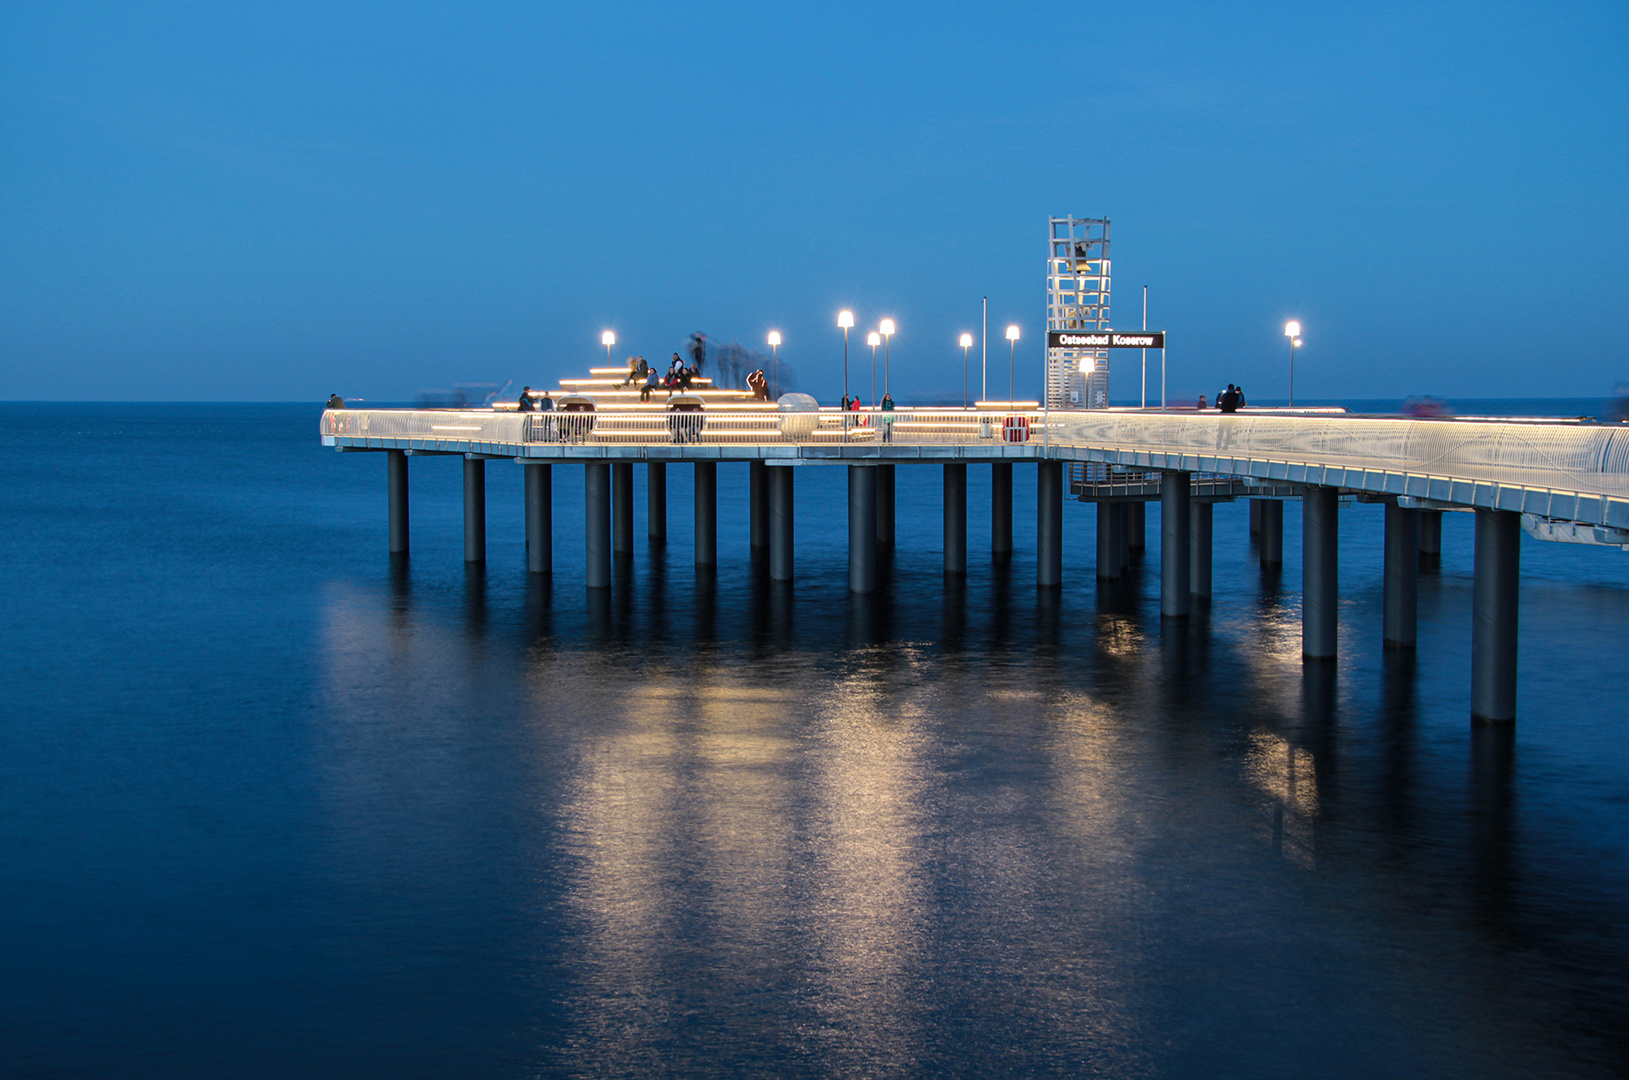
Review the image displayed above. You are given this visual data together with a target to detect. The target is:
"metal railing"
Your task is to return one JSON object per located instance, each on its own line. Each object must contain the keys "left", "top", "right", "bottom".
{"left": 1046, "top": 412, "right": 1629, "bottom": 499}
{"left": 322, "top": 407, "right": 1050, "bottom": 447}
{"left": 321, "top": 408, "right": 1629, "bottom": 500}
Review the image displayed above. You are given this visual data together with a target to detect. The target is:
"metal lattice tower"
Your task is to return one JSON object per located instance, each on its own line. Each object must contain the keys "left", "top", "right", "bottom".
{"left": 1046, "top": 216, "right": 1111, "bottom": 408}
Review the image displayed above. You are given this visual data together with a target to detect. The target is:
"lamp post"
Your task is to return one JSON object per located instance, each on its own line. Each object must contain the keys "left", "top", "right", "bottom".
{"left": 1005, "top": 325, "right": 1020, "bottom": 402}
{"left": 959, "top": 333, "right": 973, "bottom": 408}
{"left": 837, "top": 310, "right": 854, "bottom": 440}
{"left": 1284, "top": 320, "right": 1302, "bottom": 406}
{"left": 767, "top": 331, "right": 781, "bottom": 399}
{"left": 879, "top": 318, "right": 895, "bottom": 397}
{"left": 601, "top": 330, "right": 616, "bottom": 368}
{"left": 867, "top": 332, "right": 880, "bottom": 406}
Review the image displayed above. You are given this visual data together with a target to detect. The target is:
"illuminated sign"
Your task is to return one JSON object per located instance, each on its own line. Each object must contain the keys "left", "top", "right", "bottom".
{"left": 1047, "top": 331, "right": 1165, "bottom": 350}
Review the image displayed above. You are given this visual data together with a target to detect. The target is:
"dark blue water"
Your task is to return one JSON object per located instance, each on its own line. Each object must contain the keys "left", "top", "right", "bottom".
{"left": 2, "top": 402, "right": 1626, "bottom": 1078}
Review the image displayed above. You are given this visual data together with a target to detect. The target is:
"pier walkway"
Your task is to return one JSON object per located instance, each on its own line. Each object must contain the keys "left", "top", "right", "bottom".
{"left": 322, "top": 382, "right": 1629, "bottom": 724}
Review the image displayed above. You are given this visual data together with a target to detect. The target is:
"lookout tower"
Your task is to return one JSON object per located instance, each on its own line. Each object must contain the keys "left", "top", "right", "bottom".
{"left": 1046, "top": 216, "right": 1111, "bottom": 408}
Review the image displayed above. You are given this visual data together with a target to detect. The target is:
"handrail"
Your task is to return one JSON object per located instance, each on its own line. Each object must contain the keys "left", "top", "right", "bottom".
{"left": 321, "top": 408, "right": 1629, "bottom": 501}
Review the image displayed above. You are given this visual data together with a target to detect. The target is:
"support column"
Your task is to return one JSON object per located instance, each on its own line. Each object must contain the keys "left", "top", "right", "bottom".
{"left": 612, "top": 462, "right": 634, "bottom": 556}
{"left": 876, "top": 463, "right": 895, "bottom": 546}
{"left": 1383, "top": 503, "right": 1420, "bottom": 649}
{"left": 1037, "top": 461, "right": 1063, "bottom": 587}
{"left": 1472, "top": 509, "right": 1521, "bottom": 722}
{"left": 585, "top": 463, "right": 610, "bottom": 589}
{"left": 647, "top": 462, "right": 667, "bottom": 544}
{"left": 1117, "top": 503, "right": 1131, "bottom": 571}
{"left": 1161, "top": 471, "right": 1191, "bottom": 618}
{"left": 387, "top": 449, "right": 409, "bottom": 554}
{"left": 694, "top": 461, "right": 717, "bottom": 567}
{"left": 1128, "top": 501, "right": 1147, "bottom": 552}
{"left": 463, "top": 457, "right": 486, "bottom": 563}
{"left": 1190, "top": 501, "right": 1213, "bottom": 599}
{"left": 524, "top": 463, "right": 552, "bottom": 574}
{"left": 1419, "top": 509, "right": 1443, "bottom": 562}
{"left": 749, "top": 461, "right": 768, "bottom": 551}
{"left": 1302, "top": 487, "right": 1339, "bottom": 659}
{"left": 1097, "top": 502, "right": 1121, "bottom": 579}
{"left": 943, "top": 463, "right": 967, "bottom": 576}
{"left": 849, "top": 465, "right": 878, "bottom": 593}
{"left": 991, "top": 462, "right": 1013, "bottom": 559}
{"left": 1259, "top": 499, "right": 1284, "bottom": 566}
{"left": 769, "top": 466, "right": 794, "bottom": 581}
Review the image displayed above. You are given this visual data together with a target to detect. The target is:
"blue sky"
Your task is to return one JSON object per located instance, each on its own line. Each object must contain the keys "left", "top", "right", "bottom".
{"left": 2, "top": 1, "right": 1625, "bottom": 403}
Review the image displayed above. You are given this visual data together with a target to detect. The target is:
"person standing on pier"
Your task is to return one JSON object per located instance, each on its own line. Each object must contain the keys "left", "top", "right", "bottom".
{"left": 517, "top": 386, "right": 535, "bottom": 412}
{"left": 327, "top": 394, "right": 345, "bottom": 409}
{"left": 880, "top": 393, "right": 895, "bottom": 442}
{"left": 687, "top": 332, "right": 707, "bottom": 375}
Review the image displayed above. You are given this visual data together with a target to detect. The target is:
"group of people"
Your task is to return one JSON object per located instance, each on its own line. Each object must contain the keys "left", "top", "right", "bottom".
{"left": 622, "top": 353, "right": 705, "bottom": 400}
{"left": 838, "top": 393, "right": 897, "bottom": 441}
{"left": 516, "top": 386, "right": 554, "bottom": 412}
{"left": 1198, "top": 384, "right": 1247, "bottom": 413}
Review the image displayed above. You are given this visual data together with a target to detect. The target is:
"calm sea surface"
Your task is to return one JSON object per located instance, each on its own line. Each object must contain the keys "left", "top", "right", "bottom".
{"left": 2, "top": 400, "right": 1626, "bottom": 1078}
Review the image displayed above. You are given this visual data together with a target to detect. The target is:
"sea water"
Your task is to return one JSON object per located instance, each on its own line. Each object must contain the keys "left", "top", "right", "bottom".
{"left": 1, "top": 401, "right": 1625, "bottom": 1078}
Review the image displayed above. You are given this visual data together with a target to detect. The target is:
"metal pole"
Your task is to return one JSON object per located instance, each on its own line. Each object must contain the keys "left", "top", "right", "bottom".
{"left": 870, "top": 341, "right": 876, "bottom": 407}
{"left": 1259, "top": 499, "right": 1284, "bottom": 565}
{"left": 694, "top": 461, "right": 717, "bottom": 567}
{"left": 1009, "top": 340, "right": 1016, "bottom": 402}
{"left": 1037, "top": 461, "right": 1062, "bottom": 587}
{"left": 462, "top": 457, "right": 486, "bottom": 563}
{"left": 612, "top": 461, "right": 633, "bottom": 556}
{"left": 387, "top": 449, "right": 409, "bottom": 554}
{"left": 1383, "top": 502, "right": 1419, "bottom": 649}
{"left": 843, "top": 327, "right": 849, "bottom": 443}
{"left": 943, "top": 463, "right": 967, "bottom": 575}
{"left": 991, "top": 462, "right": 1013, "bottom": 558}
{"left": 1290, "top": 340, "right": 1295, "bottom": 407}
{"left": 524, "top": 462, "right": 551, "bottom": 574}
{"left": 585, "top": 463, "right": 610, "bottom": 589}
{"left": 1471, "top": 509, "right": 1520, "bottom": 722}
{"left": 1161, "top": 471, "right": 1191, "bottom": 617}
{"left": 749, "top": 460, "right": 768, "bottom": 551}
{"left": 1190, "top": 500, "right": 1212, "bottom": 599}
{"left": 771, "top": 343, "right": 778, "bottom": 400}
{"left": 876, "top": 464, "right": 895, "bottom": 546}
{"left": 884, "top": 335, "right": 890, "bottom": 397}
{"left": 962, "top": 345, "right": 969, "bottom": 408}
{"left": 1161, "top": 340, "right": 1167, "bottom": 412}
{"left": 1096, "top": 502, "right": 1118, "bottom": 580}
{"left": 1303, "top": 487, "right": 1339, "bottom": 659}
{"left": 982, "top": 297, "right": 988, "bottom": 403}
{"left": 1141, "top": 285, "right": 1147, "bottom": 409}
{"left": 769, "top": 466, "right": 794, "bottom": 581}
{"left": 848, "top": 465, "right": 877, "bottom": 594}
{"left": 647, "top": 462, "right": 667, "bottom": 544}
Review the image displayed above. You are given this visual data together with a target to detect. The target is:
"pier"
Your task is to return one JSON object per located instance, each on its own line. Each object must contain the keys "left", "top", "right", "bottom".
{"left": 324, "top": 372, "right": 1629, "bottom": 724}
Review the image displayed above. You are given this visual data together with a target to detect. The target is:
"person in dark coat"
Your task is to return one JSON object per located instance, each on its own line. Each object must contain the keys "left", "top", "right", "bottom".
{"left": 1219, "top": 385, "right": 1239, "bottom": 413}
{"left": 327, "top": 394, "right": 345, "bottom": 409}
{"left": 517, "top": 386, "right": 535, "bottom": 412}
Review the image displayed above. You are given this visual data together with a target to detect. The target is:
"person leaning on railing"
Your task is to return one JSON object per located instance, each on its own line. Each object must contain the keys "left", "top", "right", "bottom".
{"left": 327, "top": 393, "right": 345, "bottom": 409}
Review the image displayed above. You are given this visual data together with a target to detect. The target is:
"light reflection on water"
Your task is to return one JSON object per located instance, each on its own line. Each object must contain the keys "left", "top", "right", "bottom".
{"left": 302, "top": 537, "right": 1629, "bottom": 1077}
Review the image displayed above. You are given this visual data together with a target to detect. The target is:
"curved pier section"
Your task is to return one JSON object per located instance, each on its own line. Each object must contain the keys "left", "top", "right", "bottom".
{"left": 325, "top": 384, "right": 1629, "bottom": 723}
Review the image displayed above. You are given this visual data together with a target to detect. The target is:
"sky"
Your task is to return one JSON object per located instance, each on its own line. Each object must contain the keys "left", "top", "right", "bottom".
{"left": 2, "top": 1, "right": 1626, "bottom": 404}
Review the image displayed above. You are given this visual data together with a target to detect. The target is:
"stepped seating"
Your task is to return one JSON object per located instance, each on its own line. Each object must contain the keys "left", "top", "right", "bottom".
{"left": 507, "top": 366, "right": 778, "bottom": 412}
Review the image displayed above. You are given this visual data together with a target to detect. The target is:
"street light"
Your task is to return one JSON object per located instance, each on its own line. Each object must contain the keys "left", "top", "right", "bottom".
{"left": 879, "top": 318, "right": 896, "bottom": 397}
{"left": 867, "top": 331, "right": 881, "bottom": 406}
{"left": 1005, "top": 325, "right": 1020, "bottom": 401}
{"left": 601, "top": 329, "right": 616, "bottom": 368}
{"left": 959, "top": 333, "right": 973, "bottom": 408}
{"left": 1284, "top": 320, "right": 1303, "bottom": 406}
{"left": 767, "top": 331, "right": 781, "bottom": 399}
{"left": 837, "top": 310, "right": 854, "bottom": 439}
